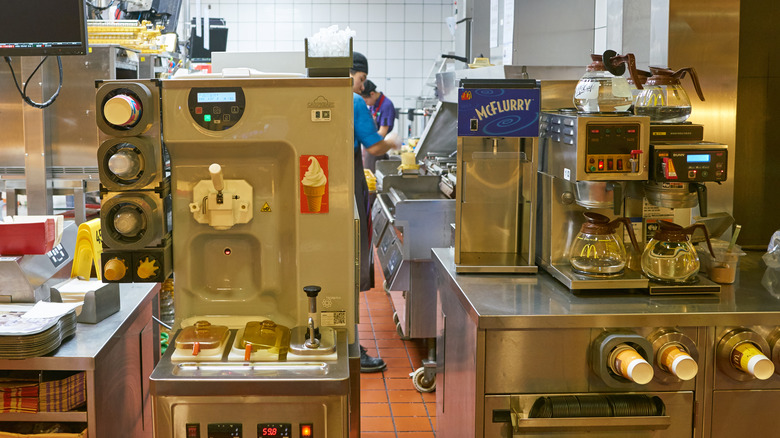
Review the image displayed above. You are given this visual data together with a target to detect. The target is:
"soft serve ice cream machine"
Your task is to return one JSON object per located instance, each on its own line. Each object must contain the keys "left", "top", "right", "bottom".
{"left": 96, "top": 75, "right": 356, "bottom": 437}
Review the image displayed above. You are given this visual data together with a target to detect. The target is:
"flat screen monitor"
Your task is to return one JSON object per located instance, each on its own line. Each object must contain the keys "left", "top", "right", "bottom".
{"left": 0, "top": 0, "right": 88, "bottom": 56}
{"left": 189, "top": 18, "right": 228, "bottom": 63}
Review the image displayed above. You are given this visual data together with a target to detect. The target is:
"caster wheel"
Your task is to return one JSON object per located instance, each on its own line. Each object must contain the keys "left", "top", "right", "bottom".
{"left": 396, "top": 322, "right": 409, "bottom": 340}
{"left": 411, "top": 367, "right": 435, "bottom": 393}
{"left": 393, "top": 311, "right": 399, "bottom": 325}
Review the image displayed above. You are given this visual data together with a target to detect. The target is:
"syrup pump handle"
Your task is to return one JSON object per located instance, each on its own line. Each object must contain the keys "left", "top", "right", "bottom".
{"left": 674, "top": 67, "right": 705, "bottom": 101}
{"left": 685, "top": 223, "right": 716, "bottom": 257}
{"left": 606, "top": 181, "right": 623, "bottom": 216}
{"left": 603, "top": 50, "right": 643, "bottom": 90}
{"left": 613, "top": 217, "right": 642, "bottom": 253}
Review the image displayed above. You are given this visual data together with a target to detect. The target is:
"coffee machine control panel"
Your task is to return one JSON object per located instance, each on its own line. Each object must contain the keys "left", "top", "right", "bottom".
{"left": 188, "top": 87, "right": 246, "bottom": 131}
{"left": 584, "top": 123, "right": 643, "bottom": 173}
{"left": 650, "top": 143, "right": 728, "bottom": 182}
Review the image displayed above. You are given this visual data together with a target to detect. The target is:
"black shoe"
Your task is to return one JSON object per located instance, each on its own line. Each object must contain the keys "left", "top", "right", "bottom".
{"left": 360, "top": 345, "right": 386, "bottom": 373}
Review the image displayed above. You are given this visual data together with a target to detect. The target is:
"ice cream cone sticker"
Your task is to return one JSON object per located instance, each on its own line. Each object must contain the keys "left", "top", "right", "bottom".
{"left": 300, "top": 155, "right": 328, "bottom": 213}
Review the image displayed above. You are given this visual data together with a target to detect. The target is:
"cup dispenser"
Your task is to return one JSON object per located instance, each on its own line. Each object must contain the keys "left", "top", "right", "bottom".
{"left": 95, "top": 80, "right": 172, "bottom": 283}
{"left": 453, "top": 79, "right": 541, "bottom": 274}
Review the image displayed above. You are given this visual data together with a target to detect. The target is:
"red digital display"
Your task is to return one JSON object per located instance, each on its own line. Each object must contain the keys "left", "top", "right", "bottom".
{"left": 257, "top": 424, "right": 291, "bottom": 437}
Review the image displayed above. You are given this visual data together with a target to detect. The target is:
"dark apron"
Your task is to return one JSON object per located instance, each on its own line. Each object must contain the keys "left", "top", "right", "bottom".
{"left": 355, "top": 148, "right": 373, "bottom": 291}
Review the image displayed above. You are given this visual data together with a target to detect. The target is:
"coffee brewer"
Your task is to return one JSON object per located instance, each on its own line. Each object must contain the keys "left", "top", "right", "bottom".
{"left": 537, "top": 110, "right": 650, "bottom": 289}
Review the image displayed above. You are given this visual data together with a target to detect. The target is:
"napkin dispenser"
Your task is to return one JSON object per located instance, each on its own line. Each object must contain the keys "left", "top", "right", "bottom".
{"left": 50, "top": 278, "right": 120, "bottom": 324}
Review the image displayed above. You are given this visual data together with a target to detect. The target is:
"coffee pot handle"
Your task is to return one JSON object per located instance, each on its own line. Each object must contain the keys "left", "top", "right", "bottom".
{"left": 615, "top": 217, "right": 642, "bottom": 253}
{"left": 674, "top": 67, "right": 706, "bottom": 101}
{"left": 685, "top": 223, "right": 716, "bottom": 257}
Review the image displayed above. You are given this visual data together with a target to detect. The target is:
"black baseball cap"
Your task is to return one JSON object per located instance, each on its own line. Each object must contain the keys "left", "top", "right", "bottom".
{"left": 352, "top": 51, "right": 368, "bottom": 74}
{"left": 361, "top": 80, "right": 377, "bottom": 97}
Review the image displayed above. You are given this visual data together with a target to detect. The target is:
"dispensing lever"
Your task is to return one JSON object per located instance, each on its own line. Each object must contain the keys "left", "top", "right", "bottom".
{"left": 303, "top": 285, "right": 321, "bottom": 349}
{"left": 209, "top": 163, "right": 224, "bottom": 204}
{"left": 692, "top": 183, "right": 708, "bottom": 217}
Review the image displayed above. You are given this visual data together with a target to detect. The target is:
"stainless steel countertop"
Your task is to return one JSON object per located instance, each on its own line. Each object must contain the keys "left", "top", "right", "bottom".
{"left": 433, "top": 248, "right": 780, "bottom": 329}
{"left": 0, "top": 283, "right": 159, "bottom": 370}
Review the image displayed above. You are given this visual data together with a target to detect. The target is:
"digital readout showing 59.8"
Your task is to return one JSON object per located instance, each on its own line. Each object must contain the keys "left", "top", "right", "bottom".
{"left": 257, "top": 424, "right": 291, "bottom": 437}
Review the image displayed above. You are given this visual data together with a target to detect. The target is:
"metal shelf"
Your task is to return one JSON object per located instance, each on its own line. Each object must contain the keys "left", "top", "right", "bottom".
{"left": 0, "top": 411, "right": 87, "bottom": 423}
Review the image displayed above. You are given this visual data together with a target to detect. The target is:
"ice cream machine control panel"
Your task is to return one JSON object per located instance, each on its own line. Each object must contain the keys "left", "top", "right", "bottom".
{"left": 188, "top": 87, "right": 246, "bottom": 131}
{"left": 584, "top": 123, "right": 643, "bottom": 174}
{"left": 650, "top": 144, "right": 728, "bottom": 182}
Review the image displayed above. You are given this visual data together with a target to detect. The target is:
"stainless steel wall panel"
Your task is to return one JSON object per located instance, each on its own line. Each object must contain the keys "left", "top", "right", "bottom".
{"left": 0, "top": 58, "right": 25, "bottom": 170}
{"left": 668, "top": 2, "right": 739, "bottom": 234}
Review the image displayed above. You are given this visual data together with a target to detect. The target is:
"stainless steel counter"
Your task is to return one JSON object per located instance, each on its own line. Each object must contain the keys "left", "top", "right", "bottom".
{"left": 432, "top": 248, "right": 780, "bottom": 438}
{"left": 0, "top": 283, "right": 159, "bottom": 437}
{"left": 433, "top": 248, "right": 780, "bottom": 328}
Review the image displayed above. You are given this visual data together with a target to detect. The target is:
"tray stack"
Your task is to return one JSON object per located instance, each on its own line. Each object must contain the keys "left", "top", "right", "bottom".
{"left": 0, "top": 311, "right": 77, "bottom": 359}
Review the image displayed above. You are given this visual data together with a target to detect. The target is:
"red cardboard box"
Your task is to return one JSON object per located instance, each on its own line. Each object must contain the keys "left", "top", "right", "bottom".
{"left": 0, "top": 219, "right": 56, "bottom": 255}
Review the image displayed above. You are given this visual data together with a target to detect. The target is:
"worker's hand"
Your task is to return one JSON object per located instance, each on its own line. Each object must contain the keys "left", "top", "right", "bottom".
{"left": 385, "top": 131, "right": 402, "bottom": 150}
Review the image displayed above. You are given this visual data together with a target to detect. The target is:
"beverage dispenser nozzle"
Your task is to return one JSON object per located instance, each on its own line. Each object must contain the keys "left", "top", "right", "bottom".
{"left": 629, "top": 149, "right": 642, "bottom": 173}
{"left": 304, "top": 285, "right": 322, "bottom": 348}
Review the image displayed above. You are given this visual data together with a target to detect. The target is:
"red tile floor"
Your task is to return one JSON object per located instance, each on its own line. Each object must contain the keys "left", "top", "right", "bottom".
{"left": 359, "top": 262, "right": 436, "bottom": 437}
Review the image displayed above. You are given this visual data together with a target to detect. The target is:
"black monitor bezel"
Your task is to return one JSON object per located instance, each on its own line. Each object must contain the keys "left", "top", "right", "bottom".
{"left": 0, "top": 0, "right": 89, "bottom": 57}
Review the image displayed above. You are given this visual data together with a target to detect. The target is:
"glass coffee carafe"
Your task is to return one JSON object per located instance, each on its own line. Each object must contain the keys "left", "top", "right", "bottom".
{"left": 573, "top": 50, "right": 643, "bottom": 113}
{"left": 634, "top": 66, "right": 705, "bottom": 123}
{"left": 641, "top": 221, "right": 715, "bottom": 283}
{"left": 569, "top": 212, "right": 641, "bottom": 276}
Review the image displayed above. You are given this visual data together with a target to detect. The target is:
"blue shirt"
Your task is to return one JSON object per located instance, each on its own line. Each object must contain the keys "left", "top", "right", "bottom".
{"left": 353, "top": 93, "right": 383, "bottom": 153}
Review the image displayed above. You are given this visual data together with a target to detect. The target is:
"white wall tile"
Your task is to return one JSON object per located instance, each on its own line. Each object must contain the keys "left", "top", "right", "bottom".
{"left": 311, "top": 4, "right": 331, "bottom": 20}
{"left": 237, "top": 23, "right": 256, "bottom": 40}
{"left": 275, "top": 22, "right": 295, "bottom": 39}
{"left": 196, "top": 0, "right": 455, "bottom": 106}
{"left": 404, "top": 22, "right": 423, "bottom": 40}
{"left": 258, "top": 24, "right": 275, "bottom": 41}
{"left": 386, "top": 41, "right": 405, "bottom": 59}
{"left": 220, "top": 4, "right": 239, "bottom": 22}
{"left": 367, "top": 41, "right": 386, "bottom": 59}
{"left": 276, "top": 3, "right": 294, "bottom": 22}
{"left": 422, "top": 4, "right": 441, "bottom": 23}
{"left": 404, "top": 59, "right": 423, "bottom": 77}
{"left": 349, "top": 4, "right": 368, "bottom": 22}
{"left": 238, "top": 40, "right": 257, "bottom": 51}
{"left": 366, "top": 23, "right": 386, "bottom": 41}
{"left": 423, "top": 22, "right": 442, "bottom": 41}
{"left": 405, "top": 4, "right": 423, "bottom": 23}
{"left": 386, "top": 59, "right": 404, "bottom": 77}
{"left": 331, "top": 4, "right": 350, "bottom": 21}
{"left": 294, "top": 5, "right": 313, "bottom": 22}
{"left": 350, "top": 22, "right": 368, "bottom": 38}
{"left": 385, "top": 5, "right": 405, "bottom": 22}
{"left": 403, "top": 41, "right": 423, "bottom": 59}
{"left": 386, "top": 23, "right": 404, "bottom": 41}
{"left": 257, "top": 4, "right": 274, "bottom": 23}
{"left": 237, "top": 4, "right": 256, "bottom": 22}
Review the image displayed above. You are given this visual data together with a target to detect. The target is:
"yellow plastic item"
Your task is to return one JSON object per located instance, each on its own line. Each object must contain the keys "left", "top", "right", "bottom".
{"left": 364, "top": 169, "right": 377, "bottom": 191}
{"left": 70, "top": 219, "right": 103, "bottom": 280}
{"left": 468, "top": 57, "right": 494, "bottom": 69}
{"left": 136, "top": 256, "right": 160, "bottom": 280}
{"left": 103, "top": 258, "right": 128, "bottom": 282}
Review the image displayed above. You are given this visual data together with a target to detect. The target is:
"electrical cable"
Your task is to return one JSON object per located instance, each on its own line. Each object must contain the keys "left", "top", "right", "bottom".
{"left": 86, "top": 0, "right": 115, "bottom": 11}
{"left": 3, "top": 56, "right": 64, "bottom": 109}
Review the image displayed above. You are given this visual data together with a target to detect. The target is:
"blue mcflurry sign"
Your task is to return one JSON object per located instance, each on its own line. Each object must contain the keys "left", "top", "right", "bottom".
{"left": 457, "top": 87, "right": 541, "bottom": 138}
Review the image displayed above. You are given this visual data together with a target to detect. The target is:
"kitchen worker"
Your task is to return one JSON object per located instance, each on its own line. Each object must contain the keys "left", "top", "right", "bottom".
{"left": 360, "top": 80, "right": 397, "bottom": 173}
{"left": 351, "top": 51, "right": 400, "bottom": 372}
